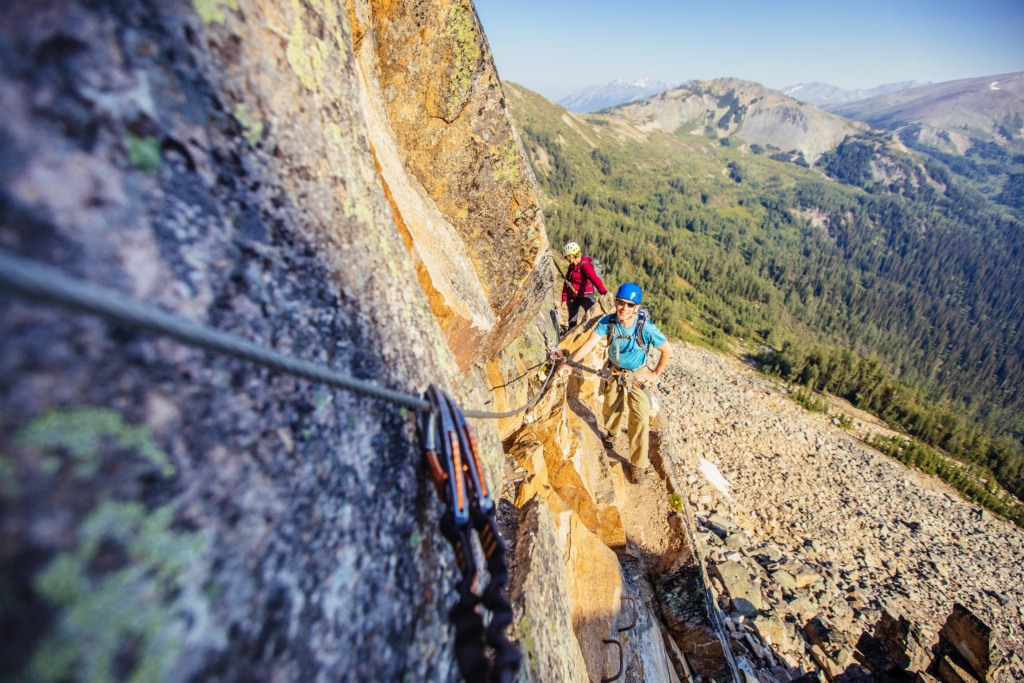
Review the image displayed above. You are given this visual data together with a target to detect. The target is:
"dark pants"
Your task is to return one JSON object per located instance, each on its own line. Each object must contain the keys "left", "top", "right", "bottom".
{"left": 566, "top": 294, "right": 596, "bottom": 327}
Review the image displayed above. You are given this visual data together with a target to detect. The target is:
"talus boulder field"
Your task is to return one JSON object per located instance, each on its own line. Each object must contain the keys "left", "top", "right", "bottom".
{"left": 654, "top": 342, "right": 1024, "bottom": 682}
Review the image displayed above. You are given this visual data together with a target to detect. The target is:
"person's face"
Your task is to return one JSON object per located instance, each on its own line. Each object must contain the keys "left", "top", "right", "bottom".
{"left": 615, "top": 298, "right": 638, "bottom": 320}
{"left": 567, "top": 253, "right": 581, "bottom": 265}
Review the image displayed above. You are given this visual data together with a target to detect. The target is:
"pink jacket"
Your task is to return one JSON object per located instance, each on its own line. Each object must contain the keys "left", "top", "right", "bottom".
{"left": 561, "top": 257, "right": 607, "bottom": 303}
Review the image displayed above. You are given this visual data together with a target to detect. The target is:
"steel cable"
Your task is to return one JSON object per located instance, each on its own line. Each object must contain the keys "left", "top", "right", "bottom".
{"left": 0, "top": 249, "right": 567, "bottom": 419}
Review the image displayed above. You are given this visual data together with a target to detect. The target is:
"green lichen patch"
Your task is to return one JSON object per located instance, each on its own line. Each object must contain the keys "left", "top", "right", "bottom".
{"left": 492, "top": 133, "right": 521, "bottom": 186}
{"left": 192, "top": 0, "right": 238, "bottom": 25}
{"left": 446, "top": 0, "right": 482, "bottom": 117}
{"left": 233, "top": 103, "right": 264, "bottom": 146}
{"left": 16, "top": 407, "right": 175, "bottom": 479}
{"left": 285, "top": 0, "right": 327, "bottom": 92}
{"left": 0, "top": 453, "right": 20, "bottom": 499}
{"left": 30, "top": 500, "right": 209, "bottom": 683}
{"left": 125, "top": 133, "right": 161, "bottom": 174}
{"left": 512, "top": 613, "right": 540, "bottom": 677}
{"left": 320, "top": 0, "right": 348, "bottom": 61}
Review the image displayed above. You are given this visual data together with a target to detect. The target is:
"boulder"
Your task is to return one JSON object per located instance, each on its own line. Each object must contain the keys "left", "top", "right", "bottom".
{"left": 804, "top": 617, "right": 837, "bottom": 649}
{"left": 754, "top": 613, "right": 791, "bottom": 651}
{"left": 933, "top": 655, "right": 980, "bottom": 683}
{"left": 711, "top": 561, "right": 764, "bottom": 614}
{"left": 773, "top": 569, "right": 799, "bottom": 590}
{"left": 794, "top": 566, "right": 823, "bottom": 588}
{"left": 656, "top": 564, "right": 733, "bottom": 680}
{"left": 873, "top": 610, "right": 930, "bottom": 673}
{"left": 934, "top": 604, "right": 1006, "bottom": 682}
{"left": 927, "top": 604, "right": 1010, "bottom": 683}
{"left": 811, "top": 644, "right": 845, "bottom": 681}
{"left": 787, "top": 596, "right": 819, "bottom": 621}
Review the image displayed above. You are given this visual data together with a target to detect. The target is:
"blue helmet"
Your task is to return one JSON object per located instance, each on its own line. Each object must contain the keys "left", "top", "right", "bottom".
{"left": 615, "top": 283, "right": 642, "bottom": 304}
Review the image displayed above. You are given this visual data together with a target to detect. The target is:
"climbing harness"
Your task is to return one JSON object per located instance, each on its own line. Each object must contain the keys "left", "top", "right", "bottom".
{"left": 423, "top": 387, "right": 519, "bottom": 683}
{"left": 564, "top": 256, "right": 602, "bottom": 299}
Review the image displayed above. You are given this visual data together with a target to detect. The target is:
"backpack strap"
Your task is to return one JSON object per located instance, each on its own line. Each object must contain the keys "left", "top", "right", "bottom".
{"left": 635, "top": 311, "right": 651, "bottom": 361}
{"left": 576, "top": 258, "right": 593, "bottom": 297}
{"left": 565, "top": 258, "right": 587, "bottom": 298}
{"left": 607, "top": 313, "right": 651, "bottom": 366}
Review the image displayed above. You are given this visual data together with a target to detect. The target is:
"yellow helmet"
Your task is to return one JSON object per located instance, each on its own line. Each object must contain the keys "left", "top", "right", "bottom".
{"left": 563, "top": 242, "right": 581, "bottom": 256}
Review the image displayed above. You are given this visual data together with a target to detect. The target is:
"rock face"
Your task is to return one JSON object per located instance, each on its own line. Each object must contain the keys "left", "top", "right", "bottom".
{"left": 0, "top": 0, "right": 551, "bottom": 680}
{"left": 508, "top": 495, "right": 590, "bottom": 683}
{"left": 610, "top": 78, "right": 866, "bottom": 163}
{"left": 349, "top": 0, "right": 553, "bottom": 373}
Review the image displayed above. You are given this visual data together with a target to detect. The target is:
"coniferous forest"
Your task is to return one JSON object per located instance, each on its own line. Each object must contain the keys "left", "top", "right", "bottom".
{"left": 504, "top": 83, "right": 1024, "bottom": 518}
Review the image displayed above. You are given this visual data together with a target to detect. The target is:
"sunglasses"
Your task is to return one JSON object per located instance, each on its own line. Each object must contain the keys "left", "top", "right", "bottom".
{"left": 614, "top": 299, "right": 638, "bottom": 309}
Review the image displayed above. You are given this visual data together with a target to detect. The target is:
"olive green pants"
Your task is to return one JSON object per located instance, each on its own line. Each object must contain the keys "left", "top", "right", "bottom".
{"left": 603, "top": 377, "right": 652, "bottom": 469}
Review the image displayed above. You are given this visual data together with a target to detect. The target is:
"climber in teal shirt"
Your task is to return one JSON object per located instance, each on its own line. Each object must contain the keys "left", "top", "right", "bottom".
{"left": 595, "top": 309, "right": 667, "bottom": 370}
{"left": 557, "top": 283, "right": 672, "bottom": 485}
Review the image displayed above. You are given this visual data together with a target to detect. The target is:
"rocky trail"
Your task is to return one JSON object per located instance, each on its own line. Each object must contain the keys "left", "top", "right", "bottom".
{"left": 647, "top": 342, "right": 1024, "bottom": 681}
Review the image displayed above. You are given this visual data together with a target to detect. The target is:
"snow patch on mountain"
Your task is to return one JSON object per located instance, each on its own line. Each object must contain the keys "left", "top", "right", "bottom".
{"left": 558, "top": 78, "right": 676, "bottom": 113}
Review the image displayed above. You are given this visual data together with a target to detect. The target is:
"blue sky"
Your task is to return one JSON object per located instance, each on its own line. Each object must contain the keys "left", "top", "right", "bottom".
{"left": 473, "top": 0, "right": 1024, "bottom": 101}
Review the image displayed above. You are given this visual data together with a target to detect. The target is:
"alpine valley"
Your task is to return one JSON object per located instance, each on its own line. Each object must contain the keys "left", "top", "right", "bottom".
{"left": 504, "top": 73, "right": 1024, "bottom": 523}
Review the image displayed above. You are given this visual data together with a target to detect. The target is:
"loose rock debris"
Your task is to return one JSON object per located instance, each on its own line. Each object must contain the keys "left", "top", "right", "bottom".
{"left": 652, "top": 342, "right": 1023, "bottom": 682}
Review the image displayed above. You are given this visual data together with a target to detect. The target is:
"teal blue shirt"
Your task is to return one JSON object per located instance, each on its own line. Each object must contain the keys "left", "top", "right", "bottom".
{"left": 595, "top": 313, "right": 667, "bottom": 370}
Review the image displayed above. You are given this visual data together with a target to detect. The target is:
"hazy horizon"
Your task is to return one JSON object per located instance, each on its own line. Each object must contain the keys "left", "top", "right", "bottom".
{"left": 474, "top": 0, "right": 1024, "bottom": 102}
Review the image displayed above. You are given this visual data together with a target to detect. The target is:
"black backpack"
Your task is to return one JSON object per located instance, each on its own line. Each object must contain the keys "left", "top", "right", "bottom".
{"left": 606, "top": 309, "right": 653, "bottom": 362}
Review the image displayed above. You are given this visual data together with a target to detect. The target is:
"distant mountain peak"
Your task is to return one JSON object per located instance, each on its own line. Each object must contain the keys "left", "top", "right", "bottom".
{"left": 823, "top": 71, "right": 1024, "bottom": 149}
{"left": 780, "top": 80, "right": 930, "bottom": 107}
{"left": 607, "top": 77, "right": 866, "bottom": 164}
{"left": 558, "top": 79, "right": 675, "bottom": 113}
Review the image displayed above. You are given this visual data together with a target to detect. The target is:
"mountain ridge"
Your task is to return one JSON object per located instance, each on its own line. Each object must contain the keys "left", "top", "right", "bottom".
{"left": 606, "top": 77, "right": 866, "bottom": 164}
{"left": 504, "top": 79, "right": 1024, "bottom": 511}
{"left": 824, "top": 71, "right": 1024, "bottom": 152}
{"left": 558, "top": 78, "right": 675, "bottom": 113}
{"left": 781, "top": 80, "right": 930, "bottom": 107}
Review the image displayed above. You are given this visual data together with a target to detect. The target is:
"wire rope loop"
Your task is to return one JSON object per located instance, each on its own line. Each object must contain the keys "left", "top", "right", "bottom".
{"left": 601, "top": 639, "right": 624, "bottom": 683}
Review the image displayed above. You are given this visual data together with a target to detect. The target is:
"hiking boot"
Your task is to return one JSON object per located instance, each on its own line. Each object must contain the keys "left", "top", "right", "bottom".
{"left": 632, "top": 466, "right": 646, "bottom": 485}
{"left": 602, "top": 432, "right": 615, "bottom": 448}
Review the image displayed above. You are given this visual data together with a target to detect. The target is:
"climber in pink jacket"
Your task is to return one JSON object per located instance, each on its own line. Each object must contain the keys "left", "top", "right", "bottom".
{"left": 560, "top": 241, "right": 607, "bottom": 328}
